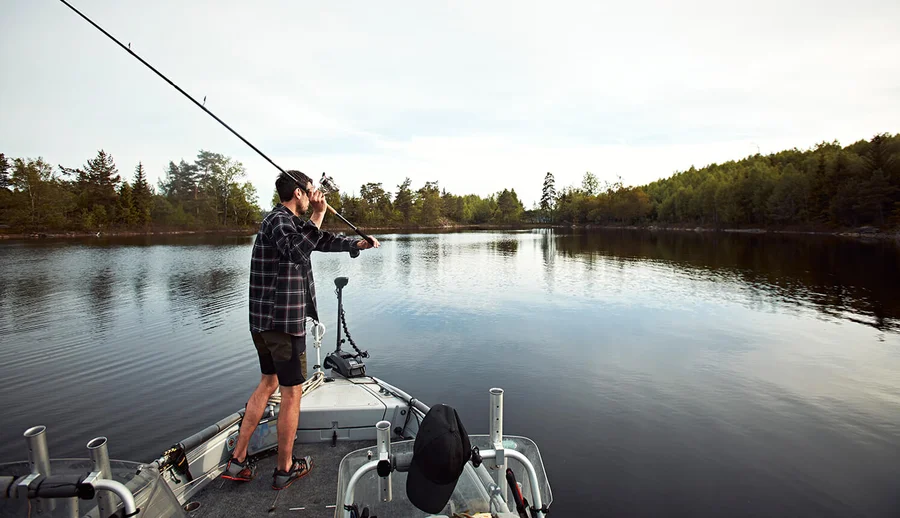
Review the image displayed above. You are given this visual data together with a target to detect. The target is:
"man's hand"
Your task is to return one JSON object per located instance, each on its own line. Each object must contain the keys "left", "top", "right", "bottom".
{"left": 309, "top": 189, "right": 327, "bottom": 215}
{"left": 307, "top": 188, "right": 327, "bottom": 228}
{"left": 356, "top": 237, "right": 380, "bottom": 249}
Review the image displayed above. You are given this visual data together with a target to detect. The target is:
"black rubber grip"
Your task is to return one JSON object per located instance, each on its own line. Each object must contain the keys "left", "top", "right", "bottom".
{"left": 34, "top": 474, "right": 84, "bottom": 498}
{"left": 1, "top": 476, "right": 15, "bottom": 498}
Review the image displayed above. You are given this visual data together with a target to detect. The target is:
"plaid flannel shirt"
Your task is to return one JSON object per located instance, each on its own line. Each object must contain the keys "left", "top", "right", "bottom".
{"left": 249, "top": 204, "right": 359, "bottom": 335}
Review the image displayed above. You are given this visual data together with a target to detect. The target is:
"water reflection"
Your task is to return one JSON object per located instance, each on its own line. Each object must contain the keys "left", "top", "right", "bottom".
{"left": 167, "top": 266, "right": 242, "bottom": 332}
{"left": 8, "top": 276, "right": 55, "bottom": 333}
{"left": 87, "top": 267, "right": 116, "bottom": 331}
{"left": 488, "top": 237, "right": 519, "bottom": 257}
{"left": 132, "top": 263, "right": 150, "bottom": 309}
{"left": 553, "top": 229, "right": 900, "bottom": 332}
{"left": 538, "top": 229, "right": 556, "bottom": 295}
{"left": 0, "top": 231, "right": 898, "bottom": 517}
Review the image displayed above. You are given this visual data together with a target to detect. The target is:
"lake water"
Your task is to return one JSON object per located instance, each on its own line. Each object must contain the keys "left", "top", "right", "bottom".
{"left": 1, "top": 229, "right": 898, "bottom": 517}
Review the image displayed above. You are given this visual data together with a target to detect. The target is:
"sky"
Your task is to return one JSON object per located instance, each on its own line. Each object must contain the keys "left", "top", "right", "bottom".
{"left": 2, "top": 0, "right": 899, "bottom": 207}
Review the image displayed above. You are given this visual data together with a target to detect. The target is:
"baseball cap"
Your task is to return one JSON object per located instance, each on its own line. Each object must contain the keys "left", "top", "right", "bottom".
{"left": 406, "top": 404, "right": 472, "bottom": 514}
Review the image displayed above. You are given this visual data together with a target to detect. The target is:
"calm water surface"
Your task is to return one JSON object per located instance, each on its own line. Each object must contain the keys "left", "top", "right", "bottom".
{"left": 1, "top": 229, "right": 898, "bottom": 517}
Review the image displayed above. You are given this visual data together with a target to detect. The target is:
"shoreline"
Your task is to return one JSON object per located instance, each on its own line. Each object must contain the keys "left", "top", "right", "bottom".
{"left": 0, "top": 223, "right": 548, "bottom": 240}
{"left": 0, "top": 228, "right": 257, "bottom": 240}
{"left": 1, "top": 223, "right": 897, "bottom": 241}
{"left": 566, "top": 224, "right": 900, "bottom": 240}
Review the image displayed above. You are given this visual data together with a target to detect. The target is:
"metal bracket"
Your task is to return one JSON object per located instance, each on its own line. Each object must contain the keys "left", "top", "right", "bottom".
{"left": 16, "top": 473, "right": 40, "bottom": 499}
{"left": 81, "top": 471, "right": 100, "bottom": 486}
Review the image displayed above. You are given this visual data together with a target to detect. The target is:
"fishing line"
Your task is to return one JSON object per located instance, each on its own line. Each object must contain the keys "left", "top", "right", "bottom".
{"left": 57, "top": 0, "right": 374, "bottom": 244}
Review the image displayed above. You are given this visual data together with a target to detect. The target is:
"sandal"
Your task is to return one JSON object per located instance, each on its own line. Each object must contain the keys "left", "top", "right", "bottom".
{"left": 221, "top": 456, "right": 256, "bottom": 482}
{"left": 272, "top": 455, "right": 313, "bottom": 490}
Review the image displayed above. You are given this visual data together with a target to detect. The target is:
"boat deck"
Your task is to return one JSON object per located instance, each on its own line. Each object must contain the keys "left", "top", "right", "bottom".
{"left": 187, "top": 440, "right": 369, "bottom": 518}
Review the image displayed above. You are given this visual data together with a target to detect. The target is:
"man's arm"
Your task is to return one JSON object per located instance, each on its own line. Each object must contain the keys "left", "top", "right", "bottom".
{"left": 313, "top": 230, "right": 360, "bottom": 253}
{"left": 309, "top": 208, "right": 325, "bottom": 229}
{"left": 271, "top": 213, "right": 322, "bottom": 264}
{"left": 306, "top": 189, "right": 376, "bottom": 252}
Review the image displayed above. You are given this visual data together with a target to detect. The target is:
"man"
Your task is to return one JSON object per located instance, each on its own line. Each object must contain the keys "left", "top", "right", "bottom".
{"left": 222, "top": 170, "right": 380, "bottom": 490}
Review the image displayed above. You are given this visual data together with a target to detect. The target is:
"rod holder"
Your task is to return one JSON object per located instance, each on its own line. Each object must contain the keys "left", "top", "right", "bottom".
{"left": 88, "top": 437, "right": 117, "bottom": 517}
{"left": 24, "top": 425, "right": 55, "bottom": 513}
{"left": 489, "top": 388, "right": 507, "bottom": 504}
{"left": 312, "top": 319, "right": 326, "bottom": 375}
{"left": 376, "top": 420, "right": 392, "bottom": 502}
{"left": 24, "top": 426, "right": 50, "bottom": 476}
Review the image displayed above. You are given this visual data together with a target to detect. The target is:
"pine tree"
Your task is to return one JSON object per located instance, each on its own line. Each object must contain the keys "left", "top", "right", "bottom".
{"left": 159, "top": 160, "right": 198, "bottom": 202}
{"left": 117, "top": 182, "right": 136, "bottom": 225}
{"left": 863, "top": 133, "right": 897, "bottom": 178}
{"left": 394, "top": 178, "right": 414, "bottom": 224}
{"left": 496, "top": 189, "right": 524, "bottom": 223}
{"left": 0, "top": 153, "right": 10, "bottom": 189}
{"left": 415, "top": 181, "right": 442, "bottom": 226}
{"left": 85, "top": 150, "right": 121, "bottom": 205}
{"left": 582, "top": 171, "right": 600, "bottom": 196}
{"left": 195, "top": 150, "right": 230, "bottom": 225}
{"left": 540, "top": 172, "right": 557, "bottom": 221}
{"left": 855, "top": 169, "right": 897, "bottom": 226}
{"left": 360, "top": 182, "right": 392, "bottom": 226}
{"left": 132, "top": 162, "right": 152, "bottom": 225}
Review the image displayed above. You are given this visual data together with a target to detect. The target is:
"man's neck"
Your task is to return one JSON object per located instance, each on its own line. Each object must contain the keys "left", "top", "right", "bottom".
{"left": 280, "top": 200, "right": 321, "bottom": 229}
{"left": 281, "top": 200, "right": 304, "bottom": 218}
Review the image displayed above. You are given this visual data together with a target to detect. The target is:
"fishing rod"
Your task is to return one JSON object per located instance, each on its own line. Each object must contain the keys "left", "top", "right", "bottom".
{"left": 56, "top": 0, "right": 375, "bottom": 245}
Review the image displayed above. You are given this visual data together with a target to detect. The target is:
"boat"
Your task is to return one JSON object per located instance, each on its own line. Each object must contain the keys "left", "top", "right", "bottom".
{"left": 0, "top": 276, "right": 552, "bottom": 517}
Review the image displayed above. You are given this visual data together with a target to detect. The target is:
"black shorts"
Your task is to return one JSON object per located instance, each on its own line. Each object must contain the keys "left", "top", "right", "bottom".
{"left": 251, "top": 331, "right": 306, "bottom": 387}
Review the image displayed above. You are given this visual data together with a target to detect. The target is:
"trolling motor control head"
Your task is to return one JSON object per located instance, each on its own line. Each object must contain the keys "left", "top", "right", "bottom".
{"left": 334, "top": 276, "right": 349, "bottom": 289}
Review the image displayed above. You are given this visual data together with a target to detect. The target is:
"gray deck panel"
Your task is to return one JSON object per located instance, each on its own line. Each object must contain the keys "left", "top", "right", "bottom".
{"left": 187, "top": 440, "right": 369, "bottom": 518}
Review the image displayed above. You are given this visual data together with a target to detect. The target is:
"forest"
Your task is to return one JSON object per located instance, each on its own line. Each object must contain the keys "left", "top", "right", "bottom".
{"left": 0, "top": 150, "right": 262, "bottom": 232}
{"left": 545, "top": 133, "right": 900, "bottom": 230}
{"left": 1, "top": 133, "right": 897, "bottom": 233}
{"left": 0, "top": 149, "right": 527, "bottom": 233}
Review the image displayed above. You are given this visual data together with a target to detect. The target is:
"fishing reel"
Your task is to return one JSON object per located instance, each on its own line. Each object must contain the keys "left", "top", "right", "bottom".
{"left": 319, "top": 173, "right": 339, "bottom": 196}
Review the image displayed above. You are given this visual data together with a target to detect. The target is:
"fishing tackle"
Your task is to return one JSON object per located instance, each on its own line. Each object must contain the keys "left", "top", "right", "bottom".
{"left": 56, "top": 0, "right": 374, "bottom": 245}
{"left": 319, "top": 173, "right": 340, "bottom": 196}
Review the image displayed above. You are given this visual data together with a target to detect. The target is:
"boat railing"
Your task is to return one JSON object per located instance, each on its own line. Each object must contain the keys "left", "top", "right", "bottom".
{"left": 337, "top": 387, "right": 552, "bottom": 518}
{"left": 0, "top": 425, "right": 185, "bottom": 518}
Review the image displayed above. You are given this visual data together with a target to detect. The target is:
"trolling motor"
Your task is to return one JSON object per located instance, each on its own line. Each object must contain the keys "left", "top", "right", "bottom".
{"left": 323, "top": 276, "right": 368, "bottom": 378}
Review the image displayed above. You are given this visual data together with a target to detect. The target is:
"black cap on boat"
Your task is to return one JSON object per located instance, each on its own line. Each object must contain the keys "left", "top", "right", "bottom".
{"left": 406, "top": 404, "right": 472, "bottom": 514}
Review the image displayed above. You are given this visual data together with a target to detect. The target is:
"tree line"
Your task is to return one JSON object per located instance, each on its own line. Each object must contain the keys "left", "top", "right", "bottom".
{"left": 541, "top": 133, "right": 900, "bottom": 229}
{"left": 0, "top": 147, "right": 529, "bottom": 232}
{"left": 0, "top": 149, "right": 262, "bottom": 232}
{"left": 3, "top": 132, "right": 896, "bottom": 233}
{"left": 277, "top": 179, "right": 528, "bottom": 228}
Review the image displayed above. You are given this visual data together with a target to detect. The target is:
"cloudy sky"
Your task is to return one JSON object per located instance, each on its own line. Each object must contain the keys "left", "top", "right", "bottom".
{"left": 3, "top": 0, "right": 898, "bottom": 207}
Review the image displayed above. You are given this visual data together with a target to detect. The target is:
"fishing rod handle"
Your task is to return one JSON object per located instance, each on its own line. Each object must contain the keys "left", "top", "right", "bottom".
{"left": 325, "top": 205, "right": 376, "bottom": 245}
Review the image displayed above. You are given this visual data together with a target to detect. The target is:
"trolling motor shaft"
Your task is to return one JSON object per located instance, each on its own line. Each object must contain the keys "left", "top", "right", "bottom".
{"left": 334, "top": 276, "right": 349, "bottom": 353}
{"left": 323, "top": 277, "right": 367, "bottom": 378}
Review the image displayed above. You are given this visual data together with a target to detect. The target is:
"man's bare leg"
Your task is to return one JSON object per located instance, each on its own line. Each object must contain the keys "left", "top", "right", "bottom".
{"left": 277, "top": 384, "right": 303, "bottom": 472}
{"left": 232, "top": 374, "right": 279, "bottom": 463}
